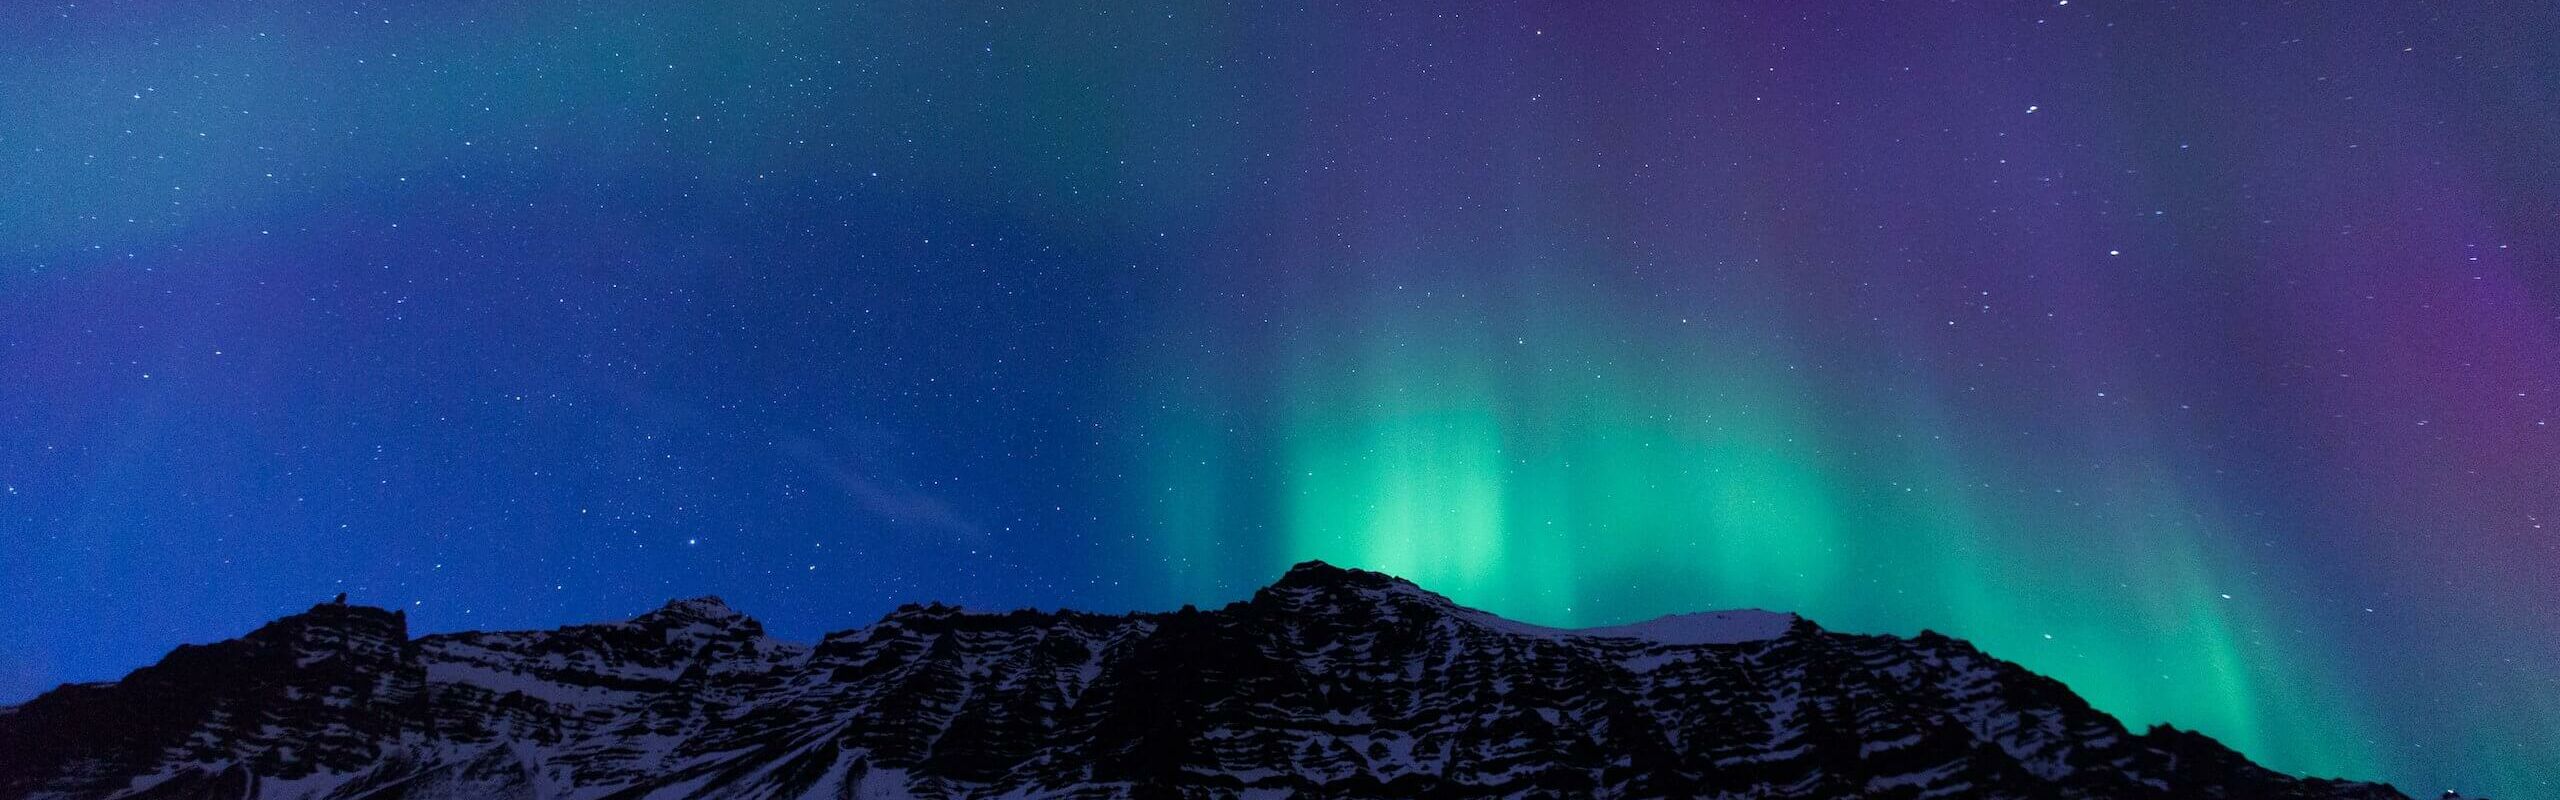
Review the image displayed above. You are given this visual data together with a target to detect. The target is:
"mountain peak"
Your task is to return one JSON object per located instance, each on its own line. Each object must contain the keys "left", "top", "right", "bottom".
{"left": 632, "top": 595, "right": 755, "bottom": 632}
{"left": 1263, "top": 563, "right": 1809, "bottom": 645}
{"left": 662, "top": 595, "right": 737, "bottom": 615}
{"left": 1271, "top": 559, "right": 1421, "bottom": 591}
{"left": 263, "top": 597, "right": 410, "bottom": 644}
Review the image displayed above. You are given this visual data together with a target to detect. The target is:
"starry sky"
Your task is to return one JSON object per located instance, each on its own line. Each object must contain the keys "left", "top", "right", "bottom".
{"left": 2, "top": 1, "right": 2554, "bottom": 796}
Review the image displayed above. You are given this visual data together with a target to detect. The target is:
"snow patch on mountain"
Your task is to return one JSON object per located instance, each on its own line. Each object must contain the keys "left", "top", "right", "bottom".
{"left": 1575, "top": 609, "right": 1800, "bottom": 644}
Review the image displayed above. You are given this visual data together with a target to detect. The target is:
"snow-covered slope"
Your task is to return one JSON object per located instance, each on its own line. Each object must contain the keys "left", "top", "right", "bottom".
{"left": 0, "top": 562, "right": 2440, "bottom": 800}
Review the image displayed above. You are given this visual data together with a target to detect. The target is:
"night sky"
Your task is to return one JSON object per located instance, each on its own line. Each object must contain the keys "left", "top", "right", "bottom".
{"left": 3, "top": 2, "right": 2555, "bottom": 796}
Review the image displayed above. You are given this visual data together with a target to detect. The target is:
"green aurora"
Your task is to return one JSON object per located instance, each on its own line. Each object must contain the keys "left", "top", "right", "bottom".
{"left": 1132, "top": 279, "right": 2378, "bottom": 784}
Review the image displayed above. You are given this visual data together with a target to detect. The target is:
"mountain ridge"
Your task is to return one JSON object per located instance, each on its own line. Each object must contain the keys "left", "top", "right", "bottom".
{"left": 0, "top": 561, "right": 2461, "bottom": 799}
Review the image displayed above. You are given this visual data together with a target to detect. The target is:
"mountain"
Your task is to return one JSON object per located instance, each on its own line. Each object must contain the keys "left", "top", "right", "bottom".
{"left": 0, "top": 562, "right": 2449, "bottom": 800}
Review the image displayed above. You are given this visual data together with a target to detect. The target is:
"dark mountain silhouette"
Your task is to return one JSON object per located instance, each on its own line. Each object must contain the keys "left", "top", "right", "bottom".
{"left": 0, "top": 562, "right": 2455, "bottom": 799}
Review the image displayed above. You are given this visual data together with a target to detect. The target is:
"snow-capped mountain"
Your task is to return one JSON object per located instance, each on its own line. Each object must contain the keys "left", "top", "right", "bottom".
{"left": 0, "top": 562, "right": 2443, "bottom": 799}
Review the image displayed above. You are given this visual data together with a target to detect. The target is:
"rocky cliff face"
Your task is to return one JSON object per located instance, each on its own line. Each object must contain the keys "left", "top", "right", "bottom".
{"left": 0, "top": 563, "right": 2434, "bottom": 799}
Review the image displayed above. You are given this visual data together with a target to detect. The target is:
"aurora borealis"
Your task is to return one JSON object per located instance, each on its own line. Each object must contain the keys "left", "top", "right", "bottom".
{"left": 2, "top": 1, "right": 2554, "bottom": 796}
